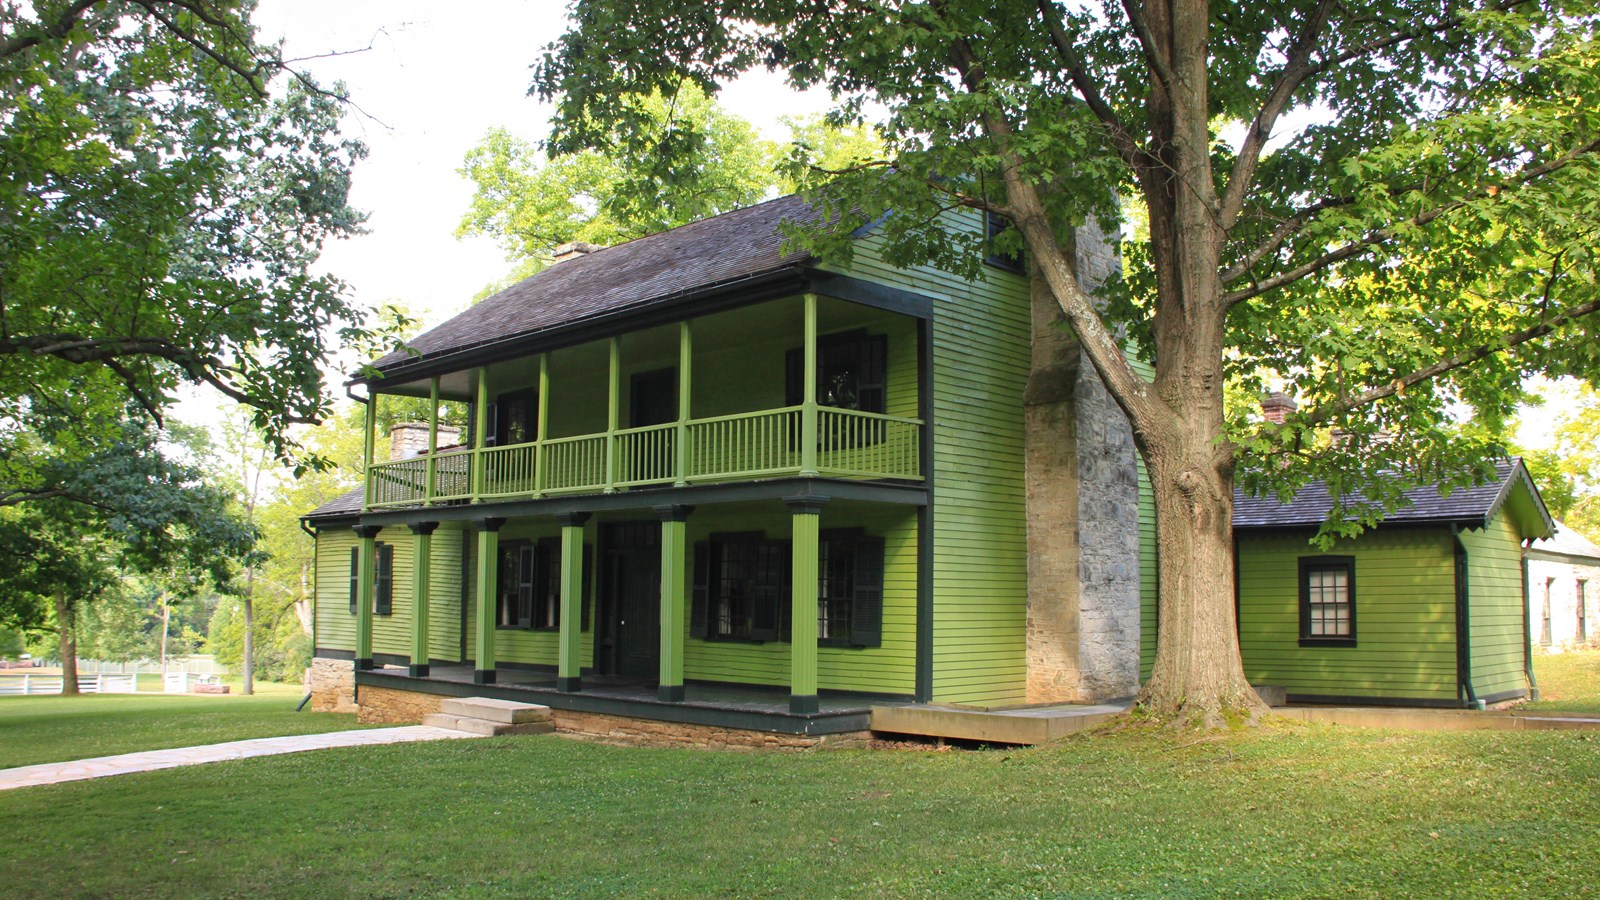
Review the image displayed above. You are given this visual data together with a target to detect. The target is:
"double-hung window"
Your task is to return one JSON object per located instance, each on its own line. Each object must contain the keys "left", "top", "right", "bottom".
{"left": 496, "top": 538, "right": 589, "bottom": 631}
{"left": 1298, "top": 556, "right": 1354, "bottom": 646}
{"left": 691, "top": 530, "right": 884, "bottom": 648}
{"left": 347, "top": 542, "right": 395, "bottom": 616}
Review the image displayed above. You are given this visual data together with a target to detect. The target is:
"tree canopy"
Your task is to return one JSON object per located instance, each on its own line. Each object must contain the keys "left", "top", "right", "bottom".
{"left": 0, "top": 0, "right": 390, "bottom": 486}
{"left": 536, "top": 0, "right": 1600, "bottom": 721}
{"left": 458, "top": 84, "right": 883, "bottom": 287}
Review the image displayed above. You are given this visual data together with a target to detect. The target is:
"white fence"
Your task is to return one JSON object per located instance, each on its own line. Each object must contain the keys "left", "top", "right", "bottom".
{"left": 75, "top": 656, "right": 226, "bottom": 676}
{"left": 0, "top": 673, "right": 139, "bottom": 696}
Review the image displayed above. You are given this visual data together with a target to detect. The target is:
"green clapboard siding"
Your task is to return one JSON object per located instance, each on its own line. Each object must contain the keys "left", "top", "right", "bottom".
{"left": 1129, "top": 357, "right": 1158, "bottom": 683}
{"left": 314, "top": 528, "right": 358, "bottom": 653}
{"left": 1461, "top": 511, "right": 1531, "bottom": 700}
{"left": 1237, "top": 528, "right": 1459, "bottom": 701}
{"left": 314, "top": 525, "right": 465, "bottom": 664}
{"left": 823, "top": 210, "right": 1031, "bottom": 705}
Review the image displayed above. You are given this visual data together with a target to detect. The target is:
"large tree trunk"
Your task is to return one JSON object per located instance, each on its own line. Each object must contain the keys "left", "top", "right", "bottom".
{"left": 55, "top": 589, "right": 78, "bottom": 696}
{"left": 1137, "top": 436, "right": 1264, "bottom": 725}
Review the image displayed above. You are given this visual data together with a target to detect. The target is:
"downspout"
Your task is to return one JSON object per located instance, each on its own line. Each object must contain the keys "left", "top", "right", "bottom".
{"left": 297, "top": 518, "right": 319, "bottom": 712}
{"left": 1522, "top": 540, "right": 1539, "bottom": 700}
{"left": 1451, "top": 526, "right": 1481, "bottom": 710}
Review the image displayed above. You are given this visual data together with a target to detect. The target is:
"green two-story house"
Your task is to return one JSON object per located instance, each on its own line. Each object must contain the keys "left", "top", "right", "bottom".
{"left": 303, "top": 196, "right": 1149, "bottom": 739}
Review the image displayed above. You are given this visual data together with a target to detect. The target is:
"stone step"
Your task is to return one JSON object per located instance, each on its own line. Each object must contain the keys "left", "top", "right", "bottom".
{"left": 423, "top": 713, "right": 555, "bottom": 737}
{"left": 440, "top": 697, "right": 552, "bottom": 724}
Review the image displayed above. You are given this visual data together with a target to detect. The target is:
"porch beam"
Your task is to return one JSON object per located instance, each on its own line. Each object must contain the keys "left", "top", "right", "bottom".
{"left": 656, "top": 505, "right": 694, "bottom": 702}
{"left": 800, "top": 293, "right": 819, "bottom": 477}
{"left": 473, "top": 517, "right": 506, "bottom": 684}
{"left": 604, "top": 336, "right": 621, "bottom": 492}
{"left": 556, "top": 511, "right": 591, "bottom": 692}
{"left": 675, "top": 321, "right": 692, "bottom": 487}
{"left": 353, "top": 524, "right": 383, "bottom": 670}
{"left": 787, "top": 497, "right": 827, "bottom": 713}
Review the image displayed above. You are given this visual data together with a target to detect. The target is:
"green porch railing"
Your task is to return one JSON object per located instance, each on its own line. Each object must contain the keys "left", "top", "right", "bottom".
{"left": 365, "top": 406, "right": 922, "bottom": 509}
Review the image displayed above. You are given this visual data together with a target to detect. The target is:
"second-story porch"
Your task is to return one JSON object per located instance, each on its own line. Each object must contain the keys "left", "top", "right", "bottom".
{"left": 359, "top": 290, "right": 928, "bottom": 511}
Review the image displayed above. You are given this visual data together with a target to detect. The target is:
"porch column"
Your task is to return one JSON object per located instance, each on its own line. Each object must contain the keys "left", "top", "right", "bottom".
{"left": 556, "top": 512, "right": 591, "bottom": 692}
{"left": 473, "top": 517, "right": 506, "bottom": 684}
{"left": 352, "top": 524, "right": 383, "bottom": 670}
{"left": 361, "top": 393, "right": 377, "bottom": 510}
{"left": 471, "top": 368, "right": 489, "bottom": 502}
{"left": 656, "top": 505, "right": 694, "bottom": 702}
{"left": 408, "top": 521, "right": 439, "bottom": 677}
{"left": 787, "top": 497, "right": 827, "bottom": 713}
{"left": 800, "top": 293, "right": 819, "bottom": 477}
{"left": 605, "top": 336, "right": 620, "bottom": 492}
{"left": 424, "top": 378, "right": 439, "bottom": 506}
{"left": 535, "top": 353, "right": 549, "bottom": 494}
{"left": 675, "top": 321, "right": 692, "bottom": 487}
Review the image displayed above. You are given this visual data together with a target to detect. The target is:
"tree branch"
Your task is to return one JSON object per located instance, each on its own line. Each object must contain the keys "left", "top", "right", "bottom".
{"left": 1301, "top": 295, "right": 1600, "bottom": 425}
{"left": 945, "top": 35, "right": 1156, "bottom": 433}
{"left": 1218, "top": 0, "right": 1337, "bottom": 229}
{"left": 1034, "top": 0, "right": 1153, "bottom": 180}
{"left": 0, "top": 0, "right": 102, "bottom": 60}
{"left": 1219, "top": 194, "right": 1356, "bottom": 284}
{"left": 1118, "top": 0, "right": 1179, "bottom": 94}
{"left": 1223, "top": 136, "right": 1600, "bottom": 306}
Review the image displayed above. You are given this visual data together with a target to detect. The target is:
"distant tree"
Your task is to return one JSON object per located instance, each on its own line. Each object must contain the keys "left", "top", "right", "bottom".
{"left": 457, "top": 89, "right": 884, "bottom": 291}
{"left": 0, "top": 419, "right": 256, "bottom": 694}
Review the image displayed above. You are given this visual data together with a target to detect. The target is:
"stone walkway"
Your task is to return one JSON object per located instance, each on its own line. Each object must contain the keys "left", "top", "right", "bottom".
{"left": 0, "top": 726, "right": 482, "bottom": 792}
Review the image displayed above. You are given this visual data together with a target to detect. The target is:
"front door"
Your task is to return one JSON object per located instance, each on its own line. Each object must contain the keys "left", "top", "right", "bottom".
{"left": 602, "top": 522, "right": 660, "bottom": 679}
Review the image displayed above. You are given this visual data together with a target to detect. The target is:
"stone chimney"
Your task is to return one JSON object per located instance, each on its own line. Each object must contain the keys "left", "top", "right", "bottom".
{"left": 390, "top": 422, "right": 462, "bottom": 460}
{"left": 1260, "top": 391, "right": 1297, "bottom": 425}
{"left": 551, "top": 241, "right": 602, "bottom": 265}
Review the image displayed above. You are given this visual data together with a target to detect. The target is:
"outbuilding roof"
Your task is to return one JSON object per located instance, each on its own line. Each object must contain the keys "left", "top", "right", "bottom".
{"left": 1527, "top": 521, "right": 1600, "bottom": 563}
{"left": 368, "top": 194, "right": 817, "bottom": 377}
{"left": 1232, "top": 457, "right": 1555, "bottom": 539}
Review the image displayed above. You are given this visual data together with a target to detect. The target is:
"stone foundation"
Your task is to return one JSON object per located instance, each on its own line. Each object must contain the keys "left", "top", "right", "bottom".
{"left": 306, "top": 656, "right": 356, "bottom": 713}
{"left": 350, "top": 683, "right": 869, "bottom": 748}
{"left": 357, "top": 684, "right": 448, "bottom": 724}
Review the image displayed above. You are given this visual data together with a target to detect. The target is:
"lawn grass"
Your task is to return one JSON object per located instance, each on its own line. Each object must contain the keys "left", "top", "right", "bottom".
{"left": 1, "top": 723, "right": 1596, "bottom": 897}
{"left": 0, "top": 684, "right": 364, "bottom": 769}
{"left": 1525, "top": 649, "right": 1600, "bottom": 714}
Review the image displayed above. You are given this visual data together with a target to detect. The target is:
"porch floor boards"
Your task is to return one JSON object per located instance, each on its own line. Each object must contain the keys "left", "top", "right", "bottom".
{"left": 424, "top": 664, "right": 890, "bottom": 715}
{"left": 363, "top": 664, "right": 899, "bottom": 733}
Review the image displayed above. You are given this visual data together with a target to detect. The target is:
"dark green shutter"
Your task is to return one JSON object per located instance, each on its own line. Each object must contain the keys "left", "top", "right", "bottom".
{"left": 485, "top": 401, "right": 499, "bottom": 447}
{"left": 859, "top": 334, "right": 887, "bottom": 414}
{"left": 581, "top": 544, "right": 594, "bottom": 632}
{"left": 779, "top": 543, "right": 794, "bottom": 643}
{"left": 850, "top": 537, "right": 884, "bottom": 647}
{"left": 691, "top": 541, "right": 711, "bottom": 638}
{"left": 374, "top": 543, "right": 394, "bottom": 616}
{"left": 348, "top": 546, "right": 360, "bottom": 614}
{"left": 749, "top": 541, "right": 784, "bottom": 641}
{"left": 517, "top": 543, "right": 536, "bottom": 628}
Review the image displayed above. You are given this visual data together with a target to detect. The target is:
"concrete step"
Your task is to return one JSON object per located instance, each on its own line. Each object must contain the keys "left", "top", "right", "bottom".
{"left": 423, "top": 713, "right": 555, "bottom": 737}
{"left": 440, "top": 697, "right": 552, "bottom": 724}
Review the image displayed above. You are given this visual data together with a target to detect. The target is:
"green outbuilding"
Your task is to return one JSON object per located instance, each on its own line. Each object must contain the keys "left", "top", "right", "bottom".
{"left": 1228, "top": 459, "right": 1555, "bottom": 708}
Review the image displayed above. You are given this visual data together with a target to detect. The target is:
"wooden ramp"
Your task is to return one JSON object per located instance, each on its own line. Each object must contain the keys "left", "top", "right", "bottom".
{"left": 871, "top": 701, "right": 1131, "bottom": 745}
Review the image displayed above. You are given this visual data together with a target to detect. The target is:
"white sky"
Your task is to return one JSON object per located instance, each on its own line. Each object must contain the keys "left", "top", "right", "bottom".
{"left": 253, "top": 0, "right": 829, "bottom": 333}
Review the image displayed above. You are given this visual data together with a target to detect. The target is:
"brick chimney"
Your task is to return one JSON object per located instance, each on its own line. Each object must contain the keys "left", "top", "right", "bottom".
{"left": 551, "top": 241, "right": 601, "bottom": 265}
{"left": 1260, "top": 392, "right": 1297, "bottom": 425}
{"left": 390, "top": 422, "right": 462, "bottom": 460}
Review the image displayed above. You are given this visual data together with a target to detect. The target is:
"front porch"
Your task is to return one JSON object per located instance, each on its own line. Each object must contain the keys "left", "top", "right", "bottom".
{"left": 357, "top": 665, "right": 885, "bottom": 737}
